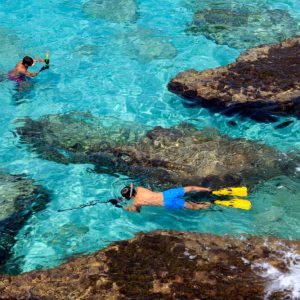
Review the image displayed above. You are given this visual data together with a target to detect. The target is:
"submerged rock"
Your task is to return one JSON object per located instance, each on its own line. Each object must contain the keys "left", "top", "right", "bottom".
{"left": 168, "top": 36, "right": 300, "bottom": 118}
{"left": 186, "top": 6, "right": 300, "bottom": 49}
{"left": 15, "top": 112, "right": 297, "bottom": 188}
{"left": 0, "top": 71, "right": 7, "bottom": 82}
{"left": 0, "top": 27, "right": 22, "bottom": 67}
{"left": 73, "top": 44, "right": 101, "bottom": 57}
{"left": 0, "top": 174, "right": 49, "bottom": 273}
{"left": 82, "top": 0, "right": 137, "bottom": 23}
{"left": 118, "top": 28, "right": 177, "bottom": 63}
{"left": 0, "top": 230, "right": 299, "bottom": 299}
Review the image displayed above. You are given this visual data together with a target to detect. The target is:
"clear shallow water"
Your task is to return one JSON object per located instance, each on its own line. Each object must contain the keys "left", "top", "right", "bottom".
{"left": 0, "top": 0, "right": 300, "bottom": 273}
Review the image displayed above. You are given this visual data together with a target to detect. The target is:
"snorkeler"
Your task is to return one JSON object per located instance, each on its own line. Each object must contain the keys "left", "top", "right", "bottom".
{"left": 57, "top": 186, "right": 250, "bottom": 213}
{"left": 120, "top": 184, "right": 212, "bottom": 212}
{"left": 8, "top": 56, "right": 49, "bottom": 83}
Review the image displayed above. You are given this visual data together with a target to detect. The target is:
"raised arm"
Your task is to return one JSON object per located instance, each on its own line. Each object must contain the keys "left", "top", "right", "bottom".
{"left": 184, "top": 186, "right": 211, "bottom": 193}
{"left": 33, "top": 58, "right": 45, "bottom": 63}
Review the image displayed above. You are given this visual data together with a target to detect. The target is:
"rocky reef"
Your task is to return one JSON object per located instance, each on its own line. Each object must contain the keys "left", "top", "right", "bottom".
{"left": 0, "top": 71, "right": 7, "bottom": 82}
{"left": 16, "top": 112, "right": 298, "bottom": 189}
{"left": 118, "top": 28, "right": 177, "bottom": 63}
{"left": 168, "top": 36, "right": 300, "bottom": 119}
{"left": 0, "top": 173, "right": 49, "bottom": 273}
{"left": 186, "top": 4, "right": 300, "bottom": 49}
{"left": 0, "top": 27, "right": 22, "bottom": 67}
{"left": 0, "top": 230, "right": 299, "bottom": 299}
{"left": 82, "top": 0, "right": 137, "bottom": 23}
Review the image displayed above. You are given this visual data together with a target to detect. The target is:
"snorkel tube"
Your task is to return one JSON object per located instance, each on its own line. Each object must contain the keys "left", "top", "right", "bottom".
{"left": 39, "top": 51, "right": 50, "bottom": 73}
{"left": 45, "top": 51, "right": 50, "bottom": 65}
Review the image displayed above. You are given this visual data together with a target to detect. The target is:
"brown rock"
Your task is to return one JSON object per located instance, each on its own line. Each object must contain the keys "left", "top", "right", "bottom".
{"left": 0, "top": 231, "right": 299, "bottom": 299}
{"left": 15, "top": 112, "right": 298, "bottom": 189}
{"left": 168, "top": 36, "right": 300, "bottom": 119}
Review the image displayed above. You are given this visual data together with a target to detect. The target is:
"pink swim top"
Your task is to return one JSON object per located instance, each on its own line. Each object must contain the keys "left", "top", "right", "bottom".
{"left": 8, "top": 70, "right": 25, "bottom": 83}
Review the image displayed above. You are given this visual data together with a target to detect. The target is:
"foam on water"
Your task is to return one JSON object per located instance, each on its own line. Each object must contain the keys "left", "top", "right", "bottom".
{"left": 254, "top": 249, "right": 300, "bottom": 299}
{"left": 0, "top": 0, "right": 300, "bottom": 274}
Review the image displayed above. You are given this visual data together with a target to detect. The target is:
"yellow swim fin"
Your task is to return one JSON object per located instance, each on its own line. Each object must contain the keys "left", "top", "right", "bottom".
{"left": 212, "top": 186, "right": 248, "bottom": 197}
{"left": 214, "top": 199, "right": 251, "bottom": 210}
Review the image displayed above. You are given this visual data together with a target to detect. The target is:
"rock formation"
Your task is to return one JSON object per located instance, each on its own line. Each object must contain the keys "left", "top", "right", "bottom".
{"left": 186, "top": 5, "right": 300, "bottom": 49}
{"left": 168, "top": 36, "right": 300, "bottom": 119}
{"left": 0, "top": 27, "right": 23, "bottom": 67}
{"left": 82, "top": 0, "right": 137, "bottom": 23}
{"left": 16, "top": 112, "right": 298, "bottom": 189}
{"left": 0, "top": 230, "right": 299, "bottom": 299}
{"left": 118, "top": 28, "right": 177, "bottom": 63}
{"left": 0, "top": 174, "right": 49, "bottom": 273}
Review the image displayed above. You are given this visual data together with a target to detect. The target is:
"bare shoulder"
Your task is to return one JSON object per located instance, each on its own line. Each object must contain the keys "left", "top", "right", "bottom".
{"left": 16, "top": 63, "right": 26, "bottom": 72}
{"left": 136, "top": 186, "right": 148, "bottom": 192}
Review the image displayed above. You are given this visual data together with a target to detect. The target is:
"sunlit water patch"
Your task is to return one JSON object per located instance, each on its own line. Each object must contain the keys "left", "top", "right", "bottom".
{"left": 0, "top": 0, "right": 299, "bottom": 274}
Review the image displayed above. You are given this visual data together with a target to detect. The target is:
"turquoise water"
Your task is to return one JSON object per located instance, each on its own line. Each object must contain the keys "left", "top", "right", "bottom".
{"left": 0, "top": 0, "right": 300, "bottom": 272}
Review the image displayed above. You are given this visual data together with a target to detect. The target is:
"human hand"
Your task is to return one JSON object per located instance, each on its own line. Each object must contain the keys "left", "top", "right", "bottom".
{"left": 39, "top": 65, "right": 49, "bottom": 72}
{"left": 125, "top": 205, "right": 138, "bottom": 212}
{"left": 199, "top": 202, "right": 212, "bottom": 209}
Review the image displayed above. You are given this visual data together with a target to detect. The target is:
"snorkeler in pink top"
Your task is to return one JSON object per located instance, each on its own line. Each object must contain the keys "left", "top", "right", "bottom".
{"left": 8, "top": 56, "right": 48, "bottom": 83}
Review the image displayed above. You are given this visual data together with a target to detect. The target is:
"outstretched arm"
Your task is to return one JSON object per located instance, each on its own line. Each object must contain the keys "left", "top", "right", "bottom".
{"left": 184, "top": 186, "right": 211, "bottom": 193}
{"left": 20, "top": 69, "right": 39, "bottom": 77}
{"left": 33, "top": 58, "right": 45, "bottom": 63}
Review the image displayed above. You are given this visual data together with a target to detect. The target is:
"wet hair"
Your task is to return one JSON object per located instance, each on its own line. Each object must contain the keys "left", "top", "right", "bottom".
{"left": 22, "top": 56, "right": 34, "bottom": 66}
{"left": 121, "top": 186, "right": 137, "bottom": 200}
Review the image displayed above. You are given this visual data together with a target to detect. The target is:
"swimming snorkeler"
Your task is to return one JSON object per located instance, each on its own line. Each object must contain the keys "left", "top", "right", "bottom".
{"left": 8, "top": 56, "right": 48, "bottom": 83}
{"left": 120, "top": 184, "right": 212, "bottom": 212}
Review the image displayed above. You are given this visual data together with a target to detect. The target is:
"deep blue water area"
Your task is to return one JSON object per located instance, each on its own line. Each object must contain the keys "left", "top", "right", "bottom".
{"left": 0, "top": 0, "right": 300, "bottom": 272}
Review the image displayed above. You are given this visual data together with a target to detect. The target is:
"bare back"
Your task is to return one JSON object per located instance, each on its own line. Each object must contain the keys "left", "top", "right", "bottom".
{"left": 133, "top": 187, "right": 163, "bottom": 207}
{"left": 12, "top": 61, "right": 27, "bottom": 76}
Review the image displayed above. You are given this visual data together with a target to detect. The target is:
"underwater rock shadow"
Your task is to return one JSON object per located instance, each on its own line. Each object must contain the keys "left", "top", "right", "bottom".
{"left": 180, "top": 96, "right": 283, "bottom": 123}
{"left": 0, "top": 173, "right": 50, "bottom": 274}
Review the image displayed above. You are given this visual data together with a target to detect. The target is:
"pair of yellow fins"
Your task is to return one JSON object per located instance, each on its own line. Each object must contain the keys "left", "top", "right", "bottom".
{"left": 211, "top": 186, "right": 251, "bottom": 210}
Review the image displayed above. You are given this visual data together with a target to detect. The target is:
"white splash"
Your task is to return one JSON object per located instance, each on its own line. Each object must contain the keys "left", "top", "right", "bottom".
{"left": 255, "top": 249, "right": 300, "bottom": 299}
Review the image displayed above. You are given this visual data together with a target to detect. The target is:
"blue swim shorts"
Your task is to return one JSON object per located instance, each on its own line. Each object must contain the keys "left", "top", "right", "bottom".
{"left": 163, "top": 187, "right": 185, "bottom": 209}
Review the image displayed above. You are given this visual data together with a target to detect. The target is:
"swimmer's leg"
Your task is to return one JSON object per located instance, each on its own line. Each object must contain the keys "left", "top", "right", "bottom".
{"left": 17, "top": 81, "right": 32, "bottom": 91}
{"left": 185, "top": 201, "right": 211, "bottom": 210}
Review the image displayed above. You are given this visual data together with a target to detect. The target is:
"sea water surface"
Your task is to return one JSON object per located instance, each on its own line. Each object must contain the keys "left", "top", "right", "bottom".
{"left": 0, "top": 0, "right": 300, "bottom": 275}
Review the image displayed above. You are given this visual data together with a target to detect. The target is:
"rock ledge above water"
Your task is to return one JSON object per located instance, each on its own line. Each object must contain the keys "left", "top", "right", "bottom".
{"left": 168, "top": 36, "right": 300, "bottom": 118}
{"left": 1, "top": 230, "right": 299, "bottom": 299}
